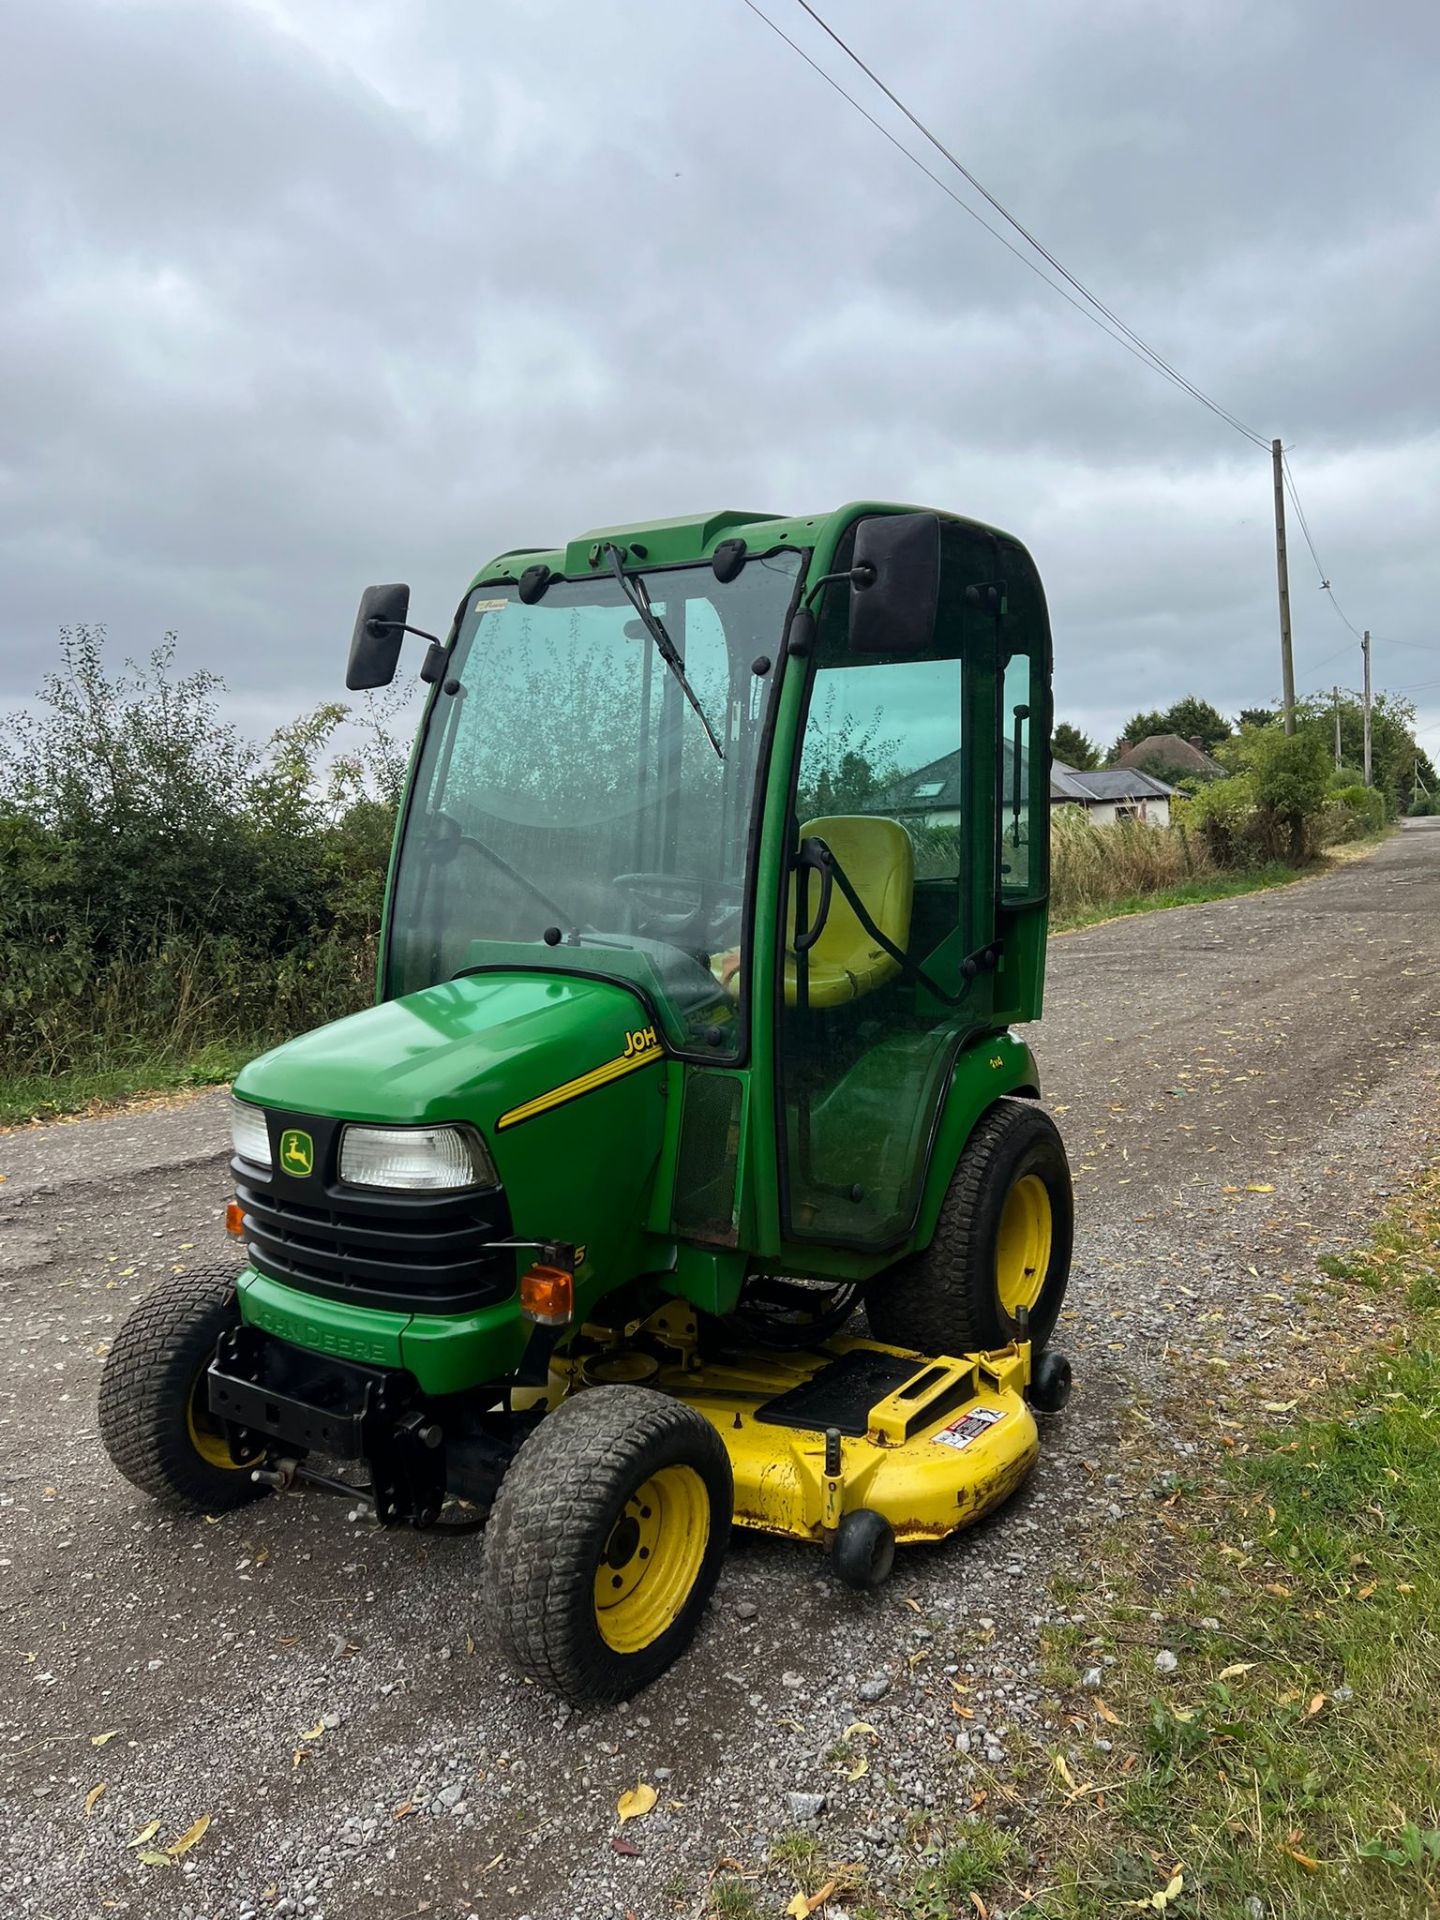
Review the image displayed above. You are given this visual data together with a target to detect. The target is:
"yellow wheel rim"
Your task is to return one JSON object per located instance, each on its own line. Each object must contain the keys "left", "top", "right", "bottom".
{"left": 995, "top": 1173, "right": 1053, "bottom": 1318}
{"left": 185, "top": 1370, "right": 255, "bottom": 1472}
{"left": 594, "top": 1465, "right": 710, "bottom": 1654}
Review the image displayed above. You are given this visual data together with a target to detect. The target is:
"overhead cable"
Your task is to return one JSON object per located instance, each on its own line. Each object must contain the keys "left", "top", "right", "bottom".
{"left": 783, "top": 0, "right": 1271, "bottom": 449}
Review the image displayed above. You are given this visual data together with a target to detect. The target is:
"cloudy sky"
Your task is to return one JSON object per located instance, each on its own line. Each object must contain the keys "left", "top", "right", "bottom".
{"left": 4, "top": 0, "right": 1438, "bottom": 759}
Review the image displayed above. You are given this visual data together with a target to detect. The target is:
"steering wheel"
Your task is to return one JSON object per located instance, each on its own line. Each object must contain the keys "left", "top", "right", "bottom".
{"left": 612, "top": 872, "right": 742, "bottom": 947}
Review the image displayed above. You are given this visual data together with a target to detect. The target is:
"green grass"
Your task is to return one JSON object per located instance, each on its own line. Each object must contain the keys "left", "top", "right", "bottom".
{"left": 769, "top": 1828, "right": 827, "bottom": 1893}
{"left": 1023, "top": 1166, "right": 1440, "bottom": 1917}
{"left": 0, "top": 1040, "right": 252, "bottom": 1127}
{"left": 897, "top": 1826, "right": 1019, "bottom": 1917}
{"left": 707, "top": 1875, "right": 762, "bottom": 1919}
{"left": 1049, "top": 859, "right": 1305, "bottom": 933}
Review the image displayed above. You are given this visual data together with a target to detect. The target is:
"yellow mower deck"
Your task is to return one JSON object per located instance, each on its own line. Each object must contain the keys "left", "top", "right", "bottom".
{"left": 554, "top": 1306, "right": 1039, "bottom": 1550}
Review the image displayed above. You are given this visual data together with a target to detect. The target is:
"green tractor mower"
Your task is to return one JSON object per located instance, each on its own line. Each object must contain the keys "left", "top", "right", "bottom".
{"left": 100, "top": 503, "right": 1074, "bottom": 1705}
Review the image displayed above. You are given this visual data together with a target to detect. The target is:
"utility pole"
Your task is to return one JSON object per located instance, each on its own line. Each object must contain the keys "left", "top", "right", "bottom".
{"left": 1272, "top": 439, "right": 1296, "bottom": 735}
{"left": 1362, "top": 630, "right": 1372, "bottom": 787}
{"left": 1333, "top": 686, "right": 1342, "bottom": 768}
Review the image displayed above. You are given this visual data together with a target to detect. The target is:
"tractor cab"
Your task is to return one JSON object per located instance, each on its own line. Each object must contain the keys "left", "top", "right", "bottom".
{"left": 372, "top": 505, "right": 1051, "bottom": 1265}
{"left": 100, "top": 503, "right": 1073, "bottom": 1708}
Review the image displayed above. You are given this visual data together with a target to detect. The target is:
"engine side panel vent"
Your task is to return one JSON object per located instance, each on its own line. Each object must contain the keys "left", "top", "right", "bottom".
{"left": 671, "top": 1071, "right": 743, "bottom": 1247}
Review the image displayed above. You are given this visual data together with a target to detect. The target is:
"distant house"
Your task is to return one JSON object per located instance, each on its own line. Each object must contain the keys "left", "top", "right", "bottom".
{"left": 1051, "top": 759, "right": 1178, "bottom": 827}
{"left": 1115, "top": 732, "right": 1226, "bottom": 780}
{"left": 882, "top": 749, "right": 1178, "bottom": 829}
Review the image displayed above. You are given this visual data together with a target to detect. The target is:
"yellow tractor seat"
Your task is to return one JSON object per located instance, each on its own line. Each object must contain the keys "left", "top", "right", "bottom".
{"left": 784, "top": 815, "right": 914, "bottom": 1009}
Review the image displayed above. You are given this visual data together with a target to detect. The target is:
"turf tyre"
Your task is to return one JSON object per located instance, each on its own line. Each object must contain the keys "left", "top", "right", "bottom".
{"left": 482, "top": 1384, "right": 732, "bottom": 1706}
{"left": 866, "top": 1098, "right": 1072, "bottom": 1354}
{"left": 98, "top": 1264, "right": 264, "bottom": 1511}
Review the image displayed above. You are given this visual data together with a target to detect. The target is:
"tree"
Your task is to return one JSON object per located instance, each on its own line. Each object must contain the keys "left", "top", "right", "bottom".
{"left": 1292, "top": 689, "right": 1437, "bottom": 814}
{"left": 1236, "top": 706, "right": 1275, "bottom": 730}
{"left": 1157, "top": 696, "right": 1231, "bottom": 750}
{"left": 1051, "top": 722, "right": 1099, "bottom": 770}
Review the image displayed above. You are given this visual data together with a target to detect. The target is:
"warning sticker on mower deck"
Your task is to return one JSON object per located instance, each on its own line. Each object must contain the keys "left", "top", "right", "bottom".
{"left": 931, "top": 1405, "right": 1007, "bottom": 1452}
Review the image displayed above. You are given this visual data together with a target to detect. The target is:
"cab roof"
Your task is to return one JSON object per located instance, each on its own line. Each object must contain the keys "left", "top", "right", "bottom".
{"left": 472, "top": 508, "right": 829, "bottom": 586}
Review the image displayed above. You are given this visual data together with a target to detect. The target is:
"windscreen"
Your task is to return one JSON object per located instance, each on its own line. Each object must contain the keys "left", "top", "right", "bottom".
{"left": 386, "top": 551, "right": 803, "bottom": 1057}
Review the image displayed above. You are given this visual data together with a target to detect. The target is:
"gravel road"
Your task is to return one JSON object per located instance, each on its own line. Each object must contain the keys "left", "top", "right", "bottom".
{"left": 5, "top": 821, "right": 1439, "bottom": 1920}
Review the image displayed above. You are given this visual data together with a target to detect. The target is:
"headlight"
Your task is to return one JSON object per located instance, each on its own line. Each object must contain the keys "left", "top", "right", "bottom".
{"left": 338, "top": 1123, "right": 495, "bottom": 1192}
{"left": 230, "top": 1097, "right": 273, "bottom": 1171}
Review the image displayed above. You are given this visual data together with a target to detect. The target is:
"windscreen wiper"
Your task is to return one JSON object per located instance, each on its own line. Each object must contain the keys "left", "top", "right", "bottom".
{"left": 606, "top": 544, "right": 724, "bottom": 760}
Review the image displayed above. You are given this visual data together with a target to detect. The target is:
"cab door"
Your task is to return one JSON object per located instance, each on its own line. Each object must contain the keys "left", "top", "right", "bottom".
{"left": 776, "top": 516, "right": 1004, "bottom": 1250}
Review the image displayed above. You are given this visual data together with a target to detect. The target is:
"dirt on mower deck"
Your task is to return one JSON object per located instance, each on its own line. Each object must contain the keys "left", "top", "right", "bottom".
{"left": 4, "top": 822, "right": 1439, "bottom": 1920}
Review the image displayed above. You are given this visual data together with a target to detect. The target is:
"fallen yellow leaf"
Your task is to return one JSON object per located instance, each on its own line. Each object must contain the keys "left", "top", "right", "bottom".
{"left": 970, "top": 1894, "right": 989, "bottom": 1919}
{"left": 91, "top": 1730, "right": 119, "bottom": 1747}
{"left": 1304, "top": 1694, "right": 1326, "bottom": 1718}
{"left": 841, "top": 1721, "right": 877, "bottom": 1741}
{"left": 300, "top": 1720, "right": 326, "bottom": 1742}
{"left": 846, "top": 1755, "right": 868, "bottom": 1783}
{"left": 138, "top": 1849, "right": 174, "bottom": 1868}
{"left": 1247, "top": 1184, "right": 1275, "bottom": 1193}
{"left": 1284, "top": 1846, "right": 1319, "bottom": 1871}
{"left": 616, "top": 1781, "right": 657, "bottom": 1824}
{"left": 1094, "top": 1698, "right": 1122, "bottom": 1726}
{"left": 1218, "top": 1662, "right": 1256, "bottom": 1680}
{"left": 129, "top": 1821, "right": 161, "bottom": 1848}
{"left": 1053, "top": 1753, "right": 1078, "bottom": 1792}
{"left": 392, "top": 1799, "right": 416, "bottom": 1820}
{"left": 785, "top": 1882, "right": 836, "bottom": 1917}
{"left": 85, "top": 1782, "right": 107, "bottom": 1816}
{"left": 167, "top": 1813, "right": 212, "bottom": 1859}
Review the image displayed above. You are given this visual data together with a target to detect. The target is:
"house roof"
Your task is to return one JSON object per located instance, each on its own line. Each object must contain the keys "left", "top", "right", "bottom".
{"left": 882, "top": 750, "right": 1177, "bottom": 812}
{"left": 1059, "top": 760, "right": 1182, "bottom": 798}
{"left": 1116, "top": 733, "right": 1226, "bottom": 777}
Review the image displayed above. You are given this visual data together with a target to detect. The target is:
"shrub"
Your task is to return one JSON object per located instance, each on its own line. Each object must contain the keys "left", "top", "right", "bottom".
{"left": 1327, "top": 783, "right": 1388, "bottom": 842}
{"left": 0, "top": 628, "right": 401, "bottom": 1078}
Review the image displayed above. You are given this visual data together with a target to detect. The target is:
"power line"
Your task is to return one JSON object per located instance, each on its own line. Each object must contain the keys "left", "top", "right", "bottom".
{"left": 783, "top": 0, "right": 1272, "bottom": 450}
{"left": 749, "top": 1, "right": 1422, "bottom": 682}
{"left": 735, "top": 0, "right": 1219, "bottom": 399}
{"left": 1280, "top": 453, "right": 1367, "bottom": 640}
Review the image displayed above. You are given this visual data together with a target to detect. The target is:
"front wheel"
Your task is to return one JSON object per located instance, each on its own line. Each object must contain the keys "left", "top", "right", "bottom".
{"left": 866, "top": 1098, "right": 1073, "bottom": 1355}
{"left": 482, "top": 1385, "right": 732, "bottom": 1705}
{"left": 98, "top": 1265, "right": 265, "bottom": 1510}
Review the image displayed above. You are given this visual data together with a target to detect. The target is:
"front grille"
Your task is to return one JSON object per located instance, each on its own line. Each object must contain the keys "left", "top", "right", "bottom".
{"left": 236, "top": 1172, "right": 515, "bottom": 1313}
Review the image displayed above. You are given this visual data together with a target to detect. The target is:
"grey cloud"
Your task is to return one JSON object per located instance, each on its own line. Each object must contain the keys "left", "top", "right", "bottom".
{"left": 1, "top": 0, "right": 1436, "bottom": 752}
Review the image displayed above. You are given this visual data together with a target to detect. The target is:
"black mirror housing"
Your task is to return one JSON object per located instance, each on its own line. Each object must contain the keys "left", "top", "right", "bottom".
{"left": 848, "top": 512, "right": 940, "bottom": 655}
{"left": 347, "top": 583, "right": 411, "bottom": 689}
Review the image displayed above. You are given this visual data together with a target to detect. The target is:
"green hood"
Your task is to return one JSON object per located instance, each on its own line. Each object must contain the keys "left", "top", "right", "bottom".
{"left": 235, "top": 970, "right": 669, "bottom": 1294}
{"left": 234, "top": 970, "right": 656, "bottom": 1134}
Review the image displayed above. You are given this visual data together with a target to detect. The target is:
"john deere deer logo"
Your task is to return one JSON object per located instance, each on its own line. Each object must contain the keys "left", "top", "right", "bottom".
{"left": 279, "top": 1128, "right": 314, "bottom": 1178}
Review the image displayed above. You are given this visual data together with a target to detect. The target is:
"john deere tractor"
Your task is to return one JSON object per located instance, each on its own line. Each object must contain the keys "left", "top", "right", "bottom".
{"left": 99, "top": 504, "right": 1073, "bottom": 1705}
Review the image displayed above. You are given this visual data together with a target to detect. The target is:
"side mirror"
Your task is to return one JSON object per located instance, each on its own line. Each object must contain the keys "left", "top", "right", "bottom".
{"left": 848, "top": 512, "right": 940, "bottom": 655}
{"left": 347, "top": 583, "right": 411, "bottom": 690}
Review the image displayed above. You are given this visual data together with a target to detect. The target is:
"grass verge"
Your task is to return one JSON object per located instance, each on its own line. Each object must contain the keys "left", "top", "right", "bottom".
{"left": 1000, "top": 1163, "right": 1440, "bottom": 1918}
{"left": 0, "top": 1041, "right": 252, "bottom": 1128}
{"left": 1049, "top": 860, "right": 1303, "bottom": 934}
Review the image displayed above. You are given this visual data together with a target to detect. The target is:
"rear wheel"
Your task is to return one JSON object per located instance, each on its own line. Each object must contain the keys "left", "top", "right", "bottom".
{"left": 98, "top": 1265, "right": 264, "bottom": 1510}
{"left": 866, "top": 1098, "right": 1072, "bottom": 1355}
{"left": 482, "top": 1385, "right": 732, "bottom": 1705}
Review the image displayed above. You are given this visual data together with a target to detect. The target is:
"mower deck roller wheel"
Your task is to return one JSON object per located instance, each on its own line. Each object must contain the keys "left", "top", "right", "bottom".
{"left": 482, "top": 1384, "right": 733, "bottom": 1706}
{"left": 867, "top": 1097, "right": 1073, "bottom": 1355}
{"left": 97, "top": 1264, "right": 264, "bottom": 1511}
{"left": 1028, "top": 1347, "right": 1073, "bottom": 1414}
{"left": 833, "top": 1508, "right": 896, "bottom": 1590}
